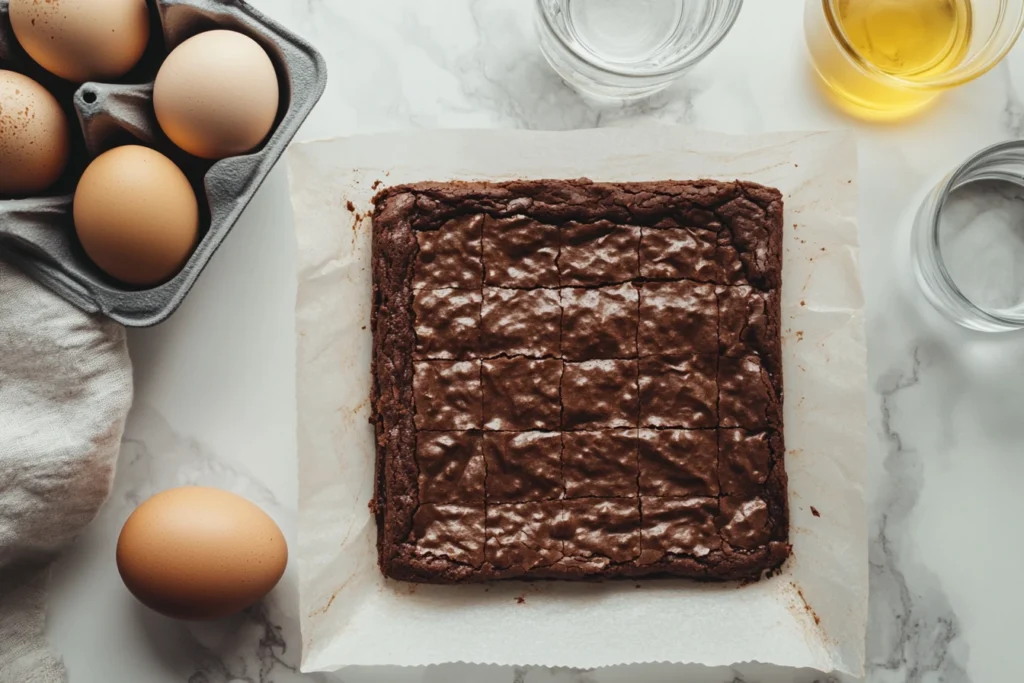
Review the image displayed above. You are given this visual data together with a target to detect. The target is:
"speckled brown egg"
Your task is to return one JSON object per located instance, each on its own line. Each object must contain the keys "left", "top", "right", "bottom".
{"left": 9, "top": 0, "right": 151, "bottom": 83}
{"left": 116, "top": 487, "right": 288, "bottom": 621}
{"left": 0, "top": 70, "right": 70, "bottom": 196}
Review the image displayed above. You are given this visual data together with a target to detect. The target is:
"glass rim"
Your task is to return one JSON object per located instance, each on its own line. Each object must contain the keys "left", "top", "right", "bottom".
{"left": 925, "top": 139, "right": 1024, "bottom": 327}
{"left": 534, "top": 0, "right": 745, "bottom": 78}
{"left": 821, "top": 0, "right": 1024, "bottom": 90}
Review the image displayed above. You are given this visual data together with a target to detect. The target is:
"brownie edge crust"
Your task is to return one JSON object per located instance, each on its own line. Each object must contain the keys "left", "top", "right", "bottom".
{"left": 371, "top": 178, "right": 790, "bottom": 584}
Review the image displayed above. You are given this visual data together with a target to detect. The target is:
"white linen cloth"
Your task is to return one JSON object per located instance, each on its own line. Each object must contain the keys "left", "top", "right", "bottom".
{"left": 0, "top": 261, "right": 133, "bottom": 682}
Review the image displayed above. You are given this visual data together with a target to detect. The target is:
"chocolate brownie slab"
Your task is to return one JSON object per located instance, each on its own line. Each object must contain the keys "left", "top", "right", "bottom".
{"left": 371, "top": 179, "right": 788, "bottom": 584}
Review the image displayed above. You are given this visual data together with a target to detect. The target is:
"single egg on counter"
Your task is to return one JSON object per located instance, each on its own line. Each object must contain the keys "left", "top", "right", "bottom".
{"left": 116, "top": 487, "right": 288, "bottom": 621}
{"left": 9, "top": 0, "right": 150, "bottom": 83}
{"left": 154, "top": 30, "right": 280, "bottom": 160}
{"left": 73, "top": 145, "right": 199, "bottom": 287}
{"left": 0, "top": 70, "right": 70, "bottom": 196}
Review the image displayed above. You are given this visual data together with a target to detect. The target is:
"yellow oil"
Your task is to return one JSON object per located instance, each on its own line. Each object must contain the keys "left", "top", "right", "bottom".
{"left": 813, "top": 0, "right": 974, "bottom": 119}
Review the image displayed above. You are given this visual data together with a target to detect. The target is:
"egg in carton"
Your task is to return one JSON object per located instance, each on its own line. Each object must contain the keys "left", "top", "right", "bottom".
{"left": 0, "top": 0, "right": 326, "bottom": 326}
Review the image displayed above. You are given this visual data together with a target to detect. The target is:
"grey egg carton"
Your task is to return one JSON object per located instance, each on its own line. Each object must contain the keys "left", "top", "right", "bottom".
{"left": 0, "top": 0, "right": 326, "bottom": 326}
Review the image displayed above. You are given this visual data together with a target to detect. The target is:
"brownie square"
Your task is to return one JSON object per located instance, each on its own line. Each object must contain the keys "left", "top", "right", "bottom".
{"left": 414, "top": 215, "right": 483, "bottom": 290}
{"left": 639, "top": 497, "right": 721, "bottom": 564}
{"left": 639, "top": 225, "right": 750, "bottom": 285}
{"left": 481, "top": 288, "right": 560, "bottom": 358}
{"left": 559, "top": 221, "right": 640, "bottom": 286}
{"left": 719, "top": 496, "right": 771, "bottom": 550}
{"left": 640, "top": 226, "right": 722, "bottom": 282}
{"left": 562, "top": 430, "right": 638, "bottom": 498}
{"left": 719, "top": 355, "right": 778, "bottom": 431}
{"left": 374, "top": 179, "right": 787, "bottom": 584}
{"left": 485, "top": 502, "right": 566, "bottom": 573}
{"left": 638, "top": 281, "right": 718, "bottom": 356}
{"left": 560, "top": 284, "right": 638, "bottom": 361}
{"left": 410, "top": 504, "right": 485, "bottom": 568}
{"left": 413, "top": 361, "right": 481, "bottom": 430}
{"left": 416, "top": 431, "right": 485, "bottom": 504}
{"left": 562, "top": 499, "right": 641, "bottom": 568}
{"left": 562, "top": 359, "right": 639, "bottom": 430}
{"left": 482, "top": 357, "right": 562, "bottom": 430}
{"left": 638, "top": 429, "right": 719, "bottom": 497}
{"left": 638, "top": 355, "right": 717, "bottom": 429}
{"left": 717, "top": 194, "right": 781, "bottom": 290}
{"left": 483, "top": 431, "right": 563, "bottom": 503}
{"left": 413, "top": 289, "right": 481, "bottom": 359}
{"left": 483, "top": 215, "right": 559, "bottom": 288}
{"left": 719, "top": 429, "right": 772, "bottom": 496}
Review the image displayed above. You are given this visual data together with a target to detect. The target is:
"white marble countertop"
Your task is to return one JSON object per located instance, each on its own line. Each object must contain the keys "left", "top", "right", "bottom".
{"left": 43, "top": 1, "right": 1024, "bottom": 681}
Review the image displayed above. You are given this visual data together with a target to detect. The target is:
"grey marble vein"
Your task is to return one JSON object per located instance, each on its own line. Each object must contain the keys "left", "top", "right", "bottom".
{"left": 1000, "top": 63, "right": 1024, "bottom": 139}
{"left": 870, "top": 348, "right": 968, "bottom": 683}
{"left": 186, "top": 602, "right": 318, "bottom": 683}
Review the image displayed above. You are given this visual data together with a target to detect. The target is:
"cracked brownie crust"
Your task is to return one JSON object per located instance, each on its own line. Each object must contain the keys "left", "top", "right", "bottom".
{"left": 371, "top": 178, "right": 789, "bottom": 584}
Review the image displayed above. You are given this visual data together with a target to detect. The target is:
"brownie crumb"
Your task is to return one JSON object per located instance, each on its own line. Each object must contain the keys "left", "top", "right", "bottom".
{"left": 795, "top": 586, "right": 821, "bottom": 625}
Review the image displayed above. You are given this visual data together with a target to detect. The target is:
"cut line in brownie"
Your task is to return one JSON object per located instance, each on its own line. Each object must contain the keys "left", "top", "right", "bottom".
{"left": 372, "top": 178, "right": 788, "bottom": 584}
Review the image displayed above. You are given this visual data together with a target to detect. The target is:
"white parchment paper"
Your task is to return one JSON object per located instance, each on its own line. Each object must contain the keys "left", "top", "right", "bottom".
{"left": 286, "top": 128, "right": 866, "bottom": 676}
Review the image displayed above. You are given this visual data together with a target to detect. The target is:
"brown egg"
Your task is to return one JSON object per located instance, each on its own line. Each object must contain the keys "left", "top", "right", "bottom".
{"left": 116, "top": 487, "right": 288, "bottom": 621}
{"left": 0, "top": 70, "right": 70, "bottom": 196}
{"left": 154, "top": 30, "right": 280, "bottom": 160}
{"left": 9, "top": 0, "right": 150, "bottom": 83}
{"left": 73, "top": 145, "right": 199, "bottom": 287}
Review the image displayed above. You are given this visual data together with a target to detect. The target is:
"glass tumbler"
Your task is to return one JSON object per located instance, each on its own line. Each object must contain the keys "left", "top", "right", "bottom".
{"left": 805, "top": 0, "right": 1024, "bottom": 120}
{"left": 912, "top": 141, "right": 1024, "bottom": 332}
{"left": 535, "top": 0, "right": 744, "bottom": 100}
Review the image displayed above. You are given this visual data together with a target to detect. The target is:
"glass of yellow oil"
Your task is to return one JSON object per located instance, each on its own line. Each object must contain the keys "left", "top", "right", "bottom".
{"left": 805, "top": 0, "right": 1024, "bottom": 120}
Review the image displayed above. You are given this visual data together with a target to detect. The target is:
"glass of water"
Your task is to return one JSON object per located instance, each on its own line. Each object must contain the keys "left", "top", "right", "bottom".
{"left": 535, "top": 0, "right": 744, "bottom": 100}
{"left": 912, "top": 141, "right": 1024, "bottom": 331}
